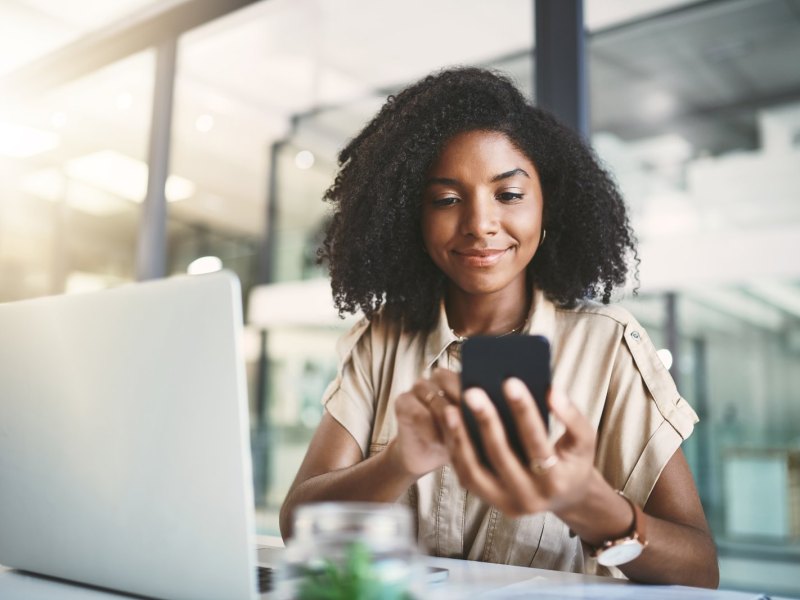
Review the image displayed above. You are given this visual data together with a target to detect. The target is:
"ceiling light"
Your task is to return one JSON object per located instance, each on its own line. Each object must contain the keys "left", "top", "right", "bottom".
{"left": 21, "top": 168, "right": 132, "bottom": 217}
{"left": 50, "top": 112, "right": 67, "bottom": 129}
{"left": 0, "top": 121, "right": 60, "bottom": 158}
{"left": 116, "top": 92, "right": 133, "bottom": 111}
{"left": 165, "top": 176, "right": 196, "bottom": 202}
{"left": 187, "top": 256, "right": 223, "bottom": 275}
{"left": 295, "top": 150, "right": 315, "bottom": 170}
{"left": 195, "top": 114, "right": 214, "bottom": 133}
{"left": 65, "top": 150, "right": 195, "bottom": 203}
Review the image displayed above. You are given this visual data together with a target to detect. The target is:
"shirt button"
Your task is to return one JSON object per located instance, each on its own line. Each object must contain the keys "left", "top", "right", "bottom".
{"left": 630, "top": 331, "right": 641, "bottom": 340}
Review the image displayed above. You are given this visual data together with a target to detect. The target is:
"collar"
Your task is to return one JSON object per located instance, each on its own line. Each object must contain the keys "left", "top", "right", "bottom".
{"left": 423, "top": 288, "right": 556, "bottom": 371}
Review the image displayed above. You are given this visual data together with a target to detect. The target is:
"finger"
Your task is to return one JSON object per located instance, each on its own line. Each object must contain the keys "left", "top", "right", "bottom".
{"left": 442, "top": 404, "right": 511, "bottom": 510}
{"left": 463, "top": 388, "right": 536, "bottom": 493}
{"left": 502, "top": 377, "right": 555, "bottom": 464}
{"left": 411, "top": 380, "right": 442, "bottom": 407}
{"left": 549, "top": 388, "right": 595, "bottom": 456}
{"left": 427, "top": 388, "right": 455, "bottom": 435}
{"left": 411, "top": 380, "right": 450, "bottom": 433}
{"left": 430, "top": 368, "right": 461, "bottom": 404}
{"left": 394, "top": 391, "right": 427, "bottom": 426}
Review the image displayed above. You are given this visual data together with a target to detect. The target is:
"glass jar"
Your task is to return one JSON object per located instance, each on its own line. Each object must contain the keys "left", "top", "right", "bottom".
{"left": 275, "top": 502, "right": 422, "bottom": 599}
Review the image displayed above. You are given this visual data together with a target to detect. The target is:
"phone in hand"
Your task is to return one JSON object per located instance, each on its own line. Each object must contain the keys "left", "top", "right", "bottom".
{"left": 461, "top": 335, "right": 551, "bottom": 471}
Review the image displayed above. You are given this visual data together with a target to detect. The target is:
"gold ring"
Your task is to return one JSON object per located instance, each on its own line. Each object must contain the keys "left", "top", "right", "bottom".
{"left": 529, "top": 455, "right": 559, "bottom": 475}
{"left": 423, "top": 389, "right": 445, "bottom": 406}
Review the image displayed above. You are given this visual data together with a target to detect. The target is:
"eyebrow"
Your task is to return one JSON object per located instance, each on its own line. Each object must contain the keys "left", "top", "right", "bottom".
{"left": 491, "top": 168, "right": 529, "bottom": 182}
{"left": 426, "top": 168, "right": 530, "bottom": 186}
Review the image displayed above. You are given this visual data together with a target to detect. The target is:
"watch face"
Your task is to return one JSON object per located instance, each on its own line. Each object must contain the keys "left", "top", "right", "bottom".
{"left": 596, "top": 540, "right": 644, "bottom": 567}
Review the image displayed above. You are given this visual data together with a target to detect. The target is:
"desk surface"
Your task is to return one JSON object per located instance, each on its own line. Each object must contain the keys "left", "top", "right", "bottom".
{"left": 1, "top": 540, "right": 791, "bottom": 600}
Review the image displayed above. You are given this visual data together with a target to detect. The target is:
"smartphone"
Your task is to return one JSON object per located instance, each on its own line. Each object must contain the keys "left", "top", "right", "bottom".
{"left": 461, "top": 335, "right": 551, "bottom": 470}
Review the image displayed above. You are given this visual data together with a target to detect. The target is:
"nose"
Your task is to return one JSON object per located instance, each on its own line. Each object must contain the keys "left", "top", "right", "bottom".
{"left": 460, "top": 195, "right": 499, "bottom": 238}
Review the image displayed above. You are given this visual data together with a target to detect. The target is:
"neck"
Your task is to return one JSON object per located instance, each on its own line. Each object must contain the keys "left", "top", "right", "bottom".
{"left": 445, "top": 280, "right": 531, "bottom": 339}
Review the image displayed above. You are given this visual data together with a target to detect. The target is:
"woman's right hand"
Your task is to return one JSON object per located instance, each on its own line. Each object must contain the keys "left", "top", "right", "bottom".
{"left": 388, "top": 368, "right": 461, "bottom": 478}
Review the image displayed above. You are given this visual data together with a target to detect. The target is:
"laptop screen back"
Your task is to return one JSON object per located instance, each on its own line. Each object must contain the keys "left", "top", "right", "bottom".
{"left": 0, "top": 271, "right": 258, "bottom": 600}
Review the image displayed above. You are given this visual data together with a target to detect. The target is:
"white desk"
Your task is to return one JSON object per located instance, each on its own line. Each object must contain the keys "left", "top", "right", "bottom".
{"left": 256, "top": 544, "right": 621, "bottom": 599}
{"left": 1, "top": 540, "right": 790, "bottom": 599}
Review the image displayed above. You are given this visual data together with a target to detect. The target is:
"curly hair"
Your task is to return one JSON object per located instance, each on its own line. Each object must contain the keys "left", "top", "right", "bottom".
{"left": 320, "top": 67, "right": 638, "bottom": 331}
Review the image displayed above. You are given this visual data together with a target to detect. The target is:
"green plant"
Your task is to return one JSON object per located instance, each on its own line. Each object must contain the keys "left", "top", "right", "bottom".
{"left": 296, "top": 541, "right": 414, "bottom": 600}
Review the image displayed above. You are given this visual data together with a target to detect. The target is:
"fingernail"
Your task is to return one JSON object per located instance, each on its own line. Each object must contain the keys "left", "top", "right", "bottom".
{"left": 505, "top": 377, "right": 527, "bottom": 398}
{"left": 465, "top": 389, "right": 485, "bottom": 413}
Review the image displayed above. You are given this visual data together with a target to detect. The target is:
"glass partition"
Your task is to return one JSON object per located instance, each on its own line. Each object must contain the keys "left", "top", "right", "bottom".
{"left": 593, "top": 0, "right": 800, "bottom": 594}
{"left": 0, "top": 50, "right": 154, "bottom": 301}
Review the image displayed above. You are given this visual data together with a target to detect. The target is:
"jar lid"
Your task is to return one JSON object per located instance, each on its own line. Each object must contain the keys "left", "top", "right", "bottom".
{"left": 293, "top": 502, "right": 413, "bottom": 542}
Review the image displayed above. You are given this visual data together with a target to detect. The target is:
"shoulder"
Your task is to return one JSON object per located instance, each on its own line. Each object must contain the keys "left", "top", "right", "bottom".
{"left": 552, "top": 299, "right": 657, "bottom": 375}
{"left": 555, "top": 298, "right": 638, "bottom": 328}
{"left": 333, "top": 309, "right": 414, "bottom": 364}
{"left": 552, "top": 299, "right": 645, "bottom": 347}
{"left": 555, "top": 299, "right": 699, "bottom": 437}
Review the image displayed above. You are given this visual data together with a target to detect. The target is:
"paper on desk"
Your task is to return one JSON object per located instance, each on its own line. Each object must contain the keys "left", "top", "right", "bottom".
{"left": 479, "top": 583, "right": 772, "bottom": 599}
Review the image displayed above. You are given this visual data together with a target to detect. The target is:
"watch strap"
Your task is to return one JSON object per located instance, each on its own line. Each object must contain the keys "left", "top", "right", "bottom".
{"left": 590, "top": 490, "right": 648, "bottom": 558}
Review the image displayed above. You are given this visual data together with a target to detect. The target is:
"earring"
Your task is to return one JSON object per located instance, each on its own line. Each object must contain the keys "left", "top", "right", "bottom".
{"left": 538, "top": 228, "right": 547, "bottom": 248}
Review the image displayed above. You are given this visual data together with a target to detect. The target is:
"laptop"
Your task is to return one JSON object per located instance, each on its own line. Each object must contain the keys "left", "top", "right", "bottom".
{"left": 0, "top": 271, "right": 269, "bottom": 600}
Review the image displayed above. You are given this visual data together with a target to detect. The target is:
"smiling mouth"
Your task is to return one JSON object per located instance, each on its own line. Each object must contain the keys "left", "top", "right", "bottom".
{"left": 452, "top": 248, "right": 510, "bottom": 267}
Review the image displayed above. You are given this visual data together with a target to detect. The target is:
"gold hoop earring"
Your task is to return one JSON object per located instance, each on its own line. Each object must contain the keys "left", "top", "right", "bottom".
{"left": 538, "top": 228, "right": 547, "bottom": 248}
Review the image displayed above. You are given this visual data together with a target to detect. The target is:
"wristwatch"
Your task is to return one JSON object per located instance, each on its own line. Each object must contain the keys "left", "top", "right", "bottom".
{"left": 590, "top": 491, "right": 648, "bottom": 567}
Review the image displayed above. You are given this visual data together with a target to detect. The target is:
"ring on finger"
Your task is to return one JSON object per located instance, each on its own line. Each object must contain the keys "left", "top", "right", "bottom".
{"left": 423, "top": 388, "right": 446, "bottom": 406}
{"left": 529, "top": 455, "right": 559, "bottom": 475}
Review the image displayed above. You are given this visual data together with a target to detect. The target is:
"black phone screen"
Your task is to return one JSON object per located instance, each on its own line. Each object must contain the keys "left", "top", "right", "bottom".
{"left": 460, "top": 335, "right": 551, "bottom": 470}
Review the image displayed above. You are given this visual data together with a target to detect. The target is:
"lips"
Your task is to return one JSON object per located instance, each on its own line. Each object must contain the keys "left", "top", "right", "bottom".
{"left": 452, "top": 248, "right": 509, "bottom": 267}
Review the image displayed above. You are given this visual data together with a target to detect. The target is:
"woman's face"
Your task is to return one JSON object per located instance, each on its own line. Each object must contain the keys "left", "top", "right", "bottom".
{"left": 421, "top": 130, "right": 544, "bottom": 299}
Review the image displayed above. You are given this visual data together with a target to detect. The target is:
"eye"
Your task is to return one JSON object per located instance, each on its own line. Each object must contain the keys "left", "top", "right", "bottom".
{"left": 497, "top": 191, "right": 524, "bottom": 202}
{"left": 431, "top": 196, "right": 459, "bottom": 207}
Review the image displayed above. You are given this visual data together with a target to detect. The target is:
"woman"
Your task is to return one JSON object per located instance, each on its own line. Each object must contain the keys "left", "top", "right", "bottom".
{"left": 279, "top": 67, "right": 718, "bottom": 587}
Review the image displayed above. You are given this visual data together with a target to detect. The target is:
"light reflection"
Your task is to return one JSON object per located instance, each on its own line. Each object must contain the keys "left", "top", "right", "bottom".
{"left": 294, "top": 150, "right": 315, "bottom": 170}
{"left": 195, "top": 114, "right": 214, "bottom": 133}
{"left": 656, "top": 348, "right": 673, "bottom": 370}
{"left": 115, "top": 92, "right": 133, "bottom": 111}
{"left": 187, "top": 256, "right": 223, "bottom": 275}
{"left": 0, "top": 121, "right": 60, "bottom": 158}
{"left": 50, "top": 112, "right": 67, "bottom": 129}
{"left": 65, "top": 150, "right": 195, "bottom": 203}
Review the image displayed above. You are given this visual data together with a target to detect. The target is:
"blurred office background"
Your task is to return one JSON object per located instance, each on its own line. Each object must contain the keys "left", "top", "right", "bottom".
{"left": 1, "top": 0, "right": 798, "bottom": 594}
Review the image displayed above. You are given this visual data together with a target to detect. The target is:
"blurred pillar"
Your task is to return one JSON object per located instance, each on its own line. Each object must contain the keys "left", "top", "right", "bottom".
{"left": 666, "top": 292, "right": 680, "bottom": 390}
{"left": 252, "top": 139, "right": 287, "bottom": 508}
{"left": 534, "top": 0, "right": 588, "bottom": 137}
{"left": 257, "top": 139, "right": 287, "bottom": 285}
{"left": 136, "top": 38, "right": 176, "bottom": 281}
{"left": 692, "top": 337, "right": 713, "bottom": 508}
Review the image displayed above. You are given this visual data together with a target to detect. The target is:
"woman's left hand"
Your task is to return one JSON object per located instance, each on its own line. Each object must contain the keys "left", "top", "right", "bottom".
{"left": 440, "top": 377, "right": 597, "bottom": 517}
